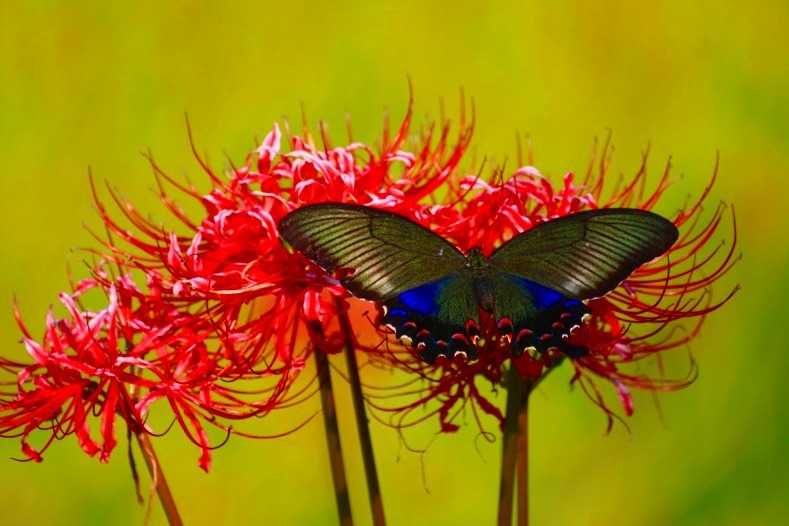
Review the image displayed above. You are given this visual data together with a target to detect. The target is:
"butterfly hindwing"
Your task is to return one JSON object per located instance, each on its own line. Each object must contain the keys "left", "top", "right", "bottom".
{"left": 382, "top": 273, "right": 480, "bottom": 361}
{"left": 488, "top": 273, "right": 591, "bottom": 358}
{"left": 279, "top": 203, "right": 467, "bottom": 301}
{"left": 489, "top": 208, "right": 678, "bottom": 300}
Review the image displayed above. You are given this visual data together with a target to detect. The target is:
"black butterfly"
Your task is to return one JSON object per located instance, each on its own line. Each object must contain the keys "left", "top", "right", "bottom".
{"left": 279, "top": 204, "right": 678, "bottom": 363}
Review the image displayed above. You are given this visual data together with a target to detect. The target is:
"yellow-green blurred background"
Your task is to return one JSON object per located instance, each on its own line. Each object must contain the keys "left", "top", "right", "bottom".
{"left": 1, "top": 1, "right": 786, "bottom": 525}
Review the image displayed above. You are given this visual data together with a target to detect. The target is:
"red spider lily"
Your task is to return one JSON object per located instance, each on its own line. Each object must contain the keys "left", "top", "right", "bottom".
{"left": 91, "top": 98, "right": 472, "bottom": 358}
{"left": 1, "top": 266, "right": 295, "bottom": 471}
{"left": 360, "top": 142, "right": 738, "bottom": 436}
{"left": 1, "top": 94, "right": 736, "bottom": 471}
{"left": 0, "top": 99, "right": 476, "bottom": 468}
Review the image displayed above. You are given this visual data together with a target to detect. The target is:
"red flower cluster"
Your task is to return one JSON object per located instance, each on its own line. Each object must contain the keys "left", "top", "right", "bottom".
{"left": 361, "top": 144, "right": 738, "bottom": 434}
{"left": 1, "top": 263, "right": 304, "bottom": 471}
{"left": 1, "top": 100, "right": 474, "bottom": 469}
{"left": 1, "top": 99, "right": 736, "bottom": 469}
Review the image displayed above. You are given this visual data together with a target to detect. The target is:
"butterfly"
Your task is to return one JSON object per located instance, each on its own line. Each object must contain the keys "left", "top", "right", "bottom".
{"left": 278, "top": 203, "right": 678, "bottom": 363}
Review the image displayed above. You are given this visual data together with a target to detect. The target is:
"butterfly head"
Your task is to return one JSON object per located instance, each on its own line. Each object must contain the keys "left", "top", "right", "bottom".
{"left": 465, "top": 247, "right": 488, "bottom": 270}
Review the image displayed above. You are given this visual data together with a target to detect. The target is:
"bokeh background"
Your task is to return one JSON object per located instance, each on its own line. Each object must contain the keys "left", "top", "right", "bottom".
{"left": 1, "top": 1, "right": 786, "bottom": 525}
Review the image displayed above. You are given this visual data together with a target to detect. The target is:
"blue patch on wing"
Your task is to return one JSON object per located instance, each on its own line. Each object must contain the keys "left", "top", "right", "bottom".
{"left": 388, "top": 308, "right": 409, "bottom": 318}
{"left": 397, "top": 279, "right": 448, "bottom": 316}
{"left": 508, "top": 275, "right": 564, "bottom": 308}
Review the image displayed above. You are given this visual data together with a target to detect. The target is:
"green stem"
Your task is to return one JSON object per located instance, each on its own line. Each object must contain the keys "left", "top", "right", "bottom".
{"left": 336, "top": 300, "right": 386, "bottom": 525}
{"left": 516, "top": 378, "right": 533, "bottom": 526}
{"left": 135, "top": 432, "right": 183, "bottom": 526}
{"left": 497, "top": 365, "right": 523, "bottom": 526}
{"left": 498, "top": 358, "right": 561, "bottom": 525}
{"left": 314, "top": 350, "right": 354, "bottom": 526}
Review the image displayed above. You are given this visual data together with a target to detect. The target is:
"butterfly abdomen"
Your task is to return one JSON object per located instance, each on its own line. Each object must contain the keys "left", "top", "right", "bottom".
{"left": 465, "top": 247, "right": 496, "bottom": 312}
{"left": 472, "top": 277, "right": 496, "bottom": 312}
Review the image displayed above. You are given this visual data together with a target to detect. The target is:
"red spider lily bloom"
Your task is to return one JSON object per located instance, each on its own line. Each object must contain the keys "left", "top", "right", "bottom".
{"left": 1, "top": 267, "right": 290, "bottom": 471}
{"left": 92, "top": 99, "right": 471, "bottom": 360}
{"left": 360, "top": 144, "right": 738, "bottom": 435}
{"left": 1, "top": 99, "right": 475, "bottom": 467}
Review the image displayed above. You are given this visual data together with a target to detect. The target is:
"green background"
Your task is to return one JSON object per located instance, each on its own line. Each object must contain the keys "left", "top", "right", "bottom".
{"left": 1, "top": 1, "right": 786, "bottom": 524}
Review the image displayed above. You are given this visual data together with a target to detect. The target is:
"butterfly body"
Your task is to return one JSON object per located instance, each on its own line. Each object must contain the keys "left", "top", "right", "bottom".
{"left": 279, "top": 203, "right": 678, "bottom": 363}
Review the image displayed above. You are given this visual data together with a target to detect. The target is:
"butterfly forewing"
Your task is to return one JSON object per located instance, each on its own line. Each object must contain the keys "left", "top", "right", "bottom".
{"left": 489, "top": 209, "right": 679, "bottom": 299}
{"left": 279, "top": 203, "right": 467, "bottom": 301}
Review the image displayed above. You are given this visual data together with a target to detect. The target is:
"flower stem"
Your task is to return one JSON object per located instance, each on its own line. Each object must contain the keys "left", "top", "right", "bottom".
{"left": 135, "top": 431, "right": 183, "bottom": 526}
{"left": 516, "top": 378, "right": 533, "bottom": 526}
{"left": 314, "top": 349, "right": 354, "bottom": 526}
{"left": 336, "top": 301, "right": 387, "bottom": 525}
{"left": 497, "top": 365, "right": 523, "bottom": 526}
{"left": 498, "top": 358, "right": 560, "bottom": 525}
